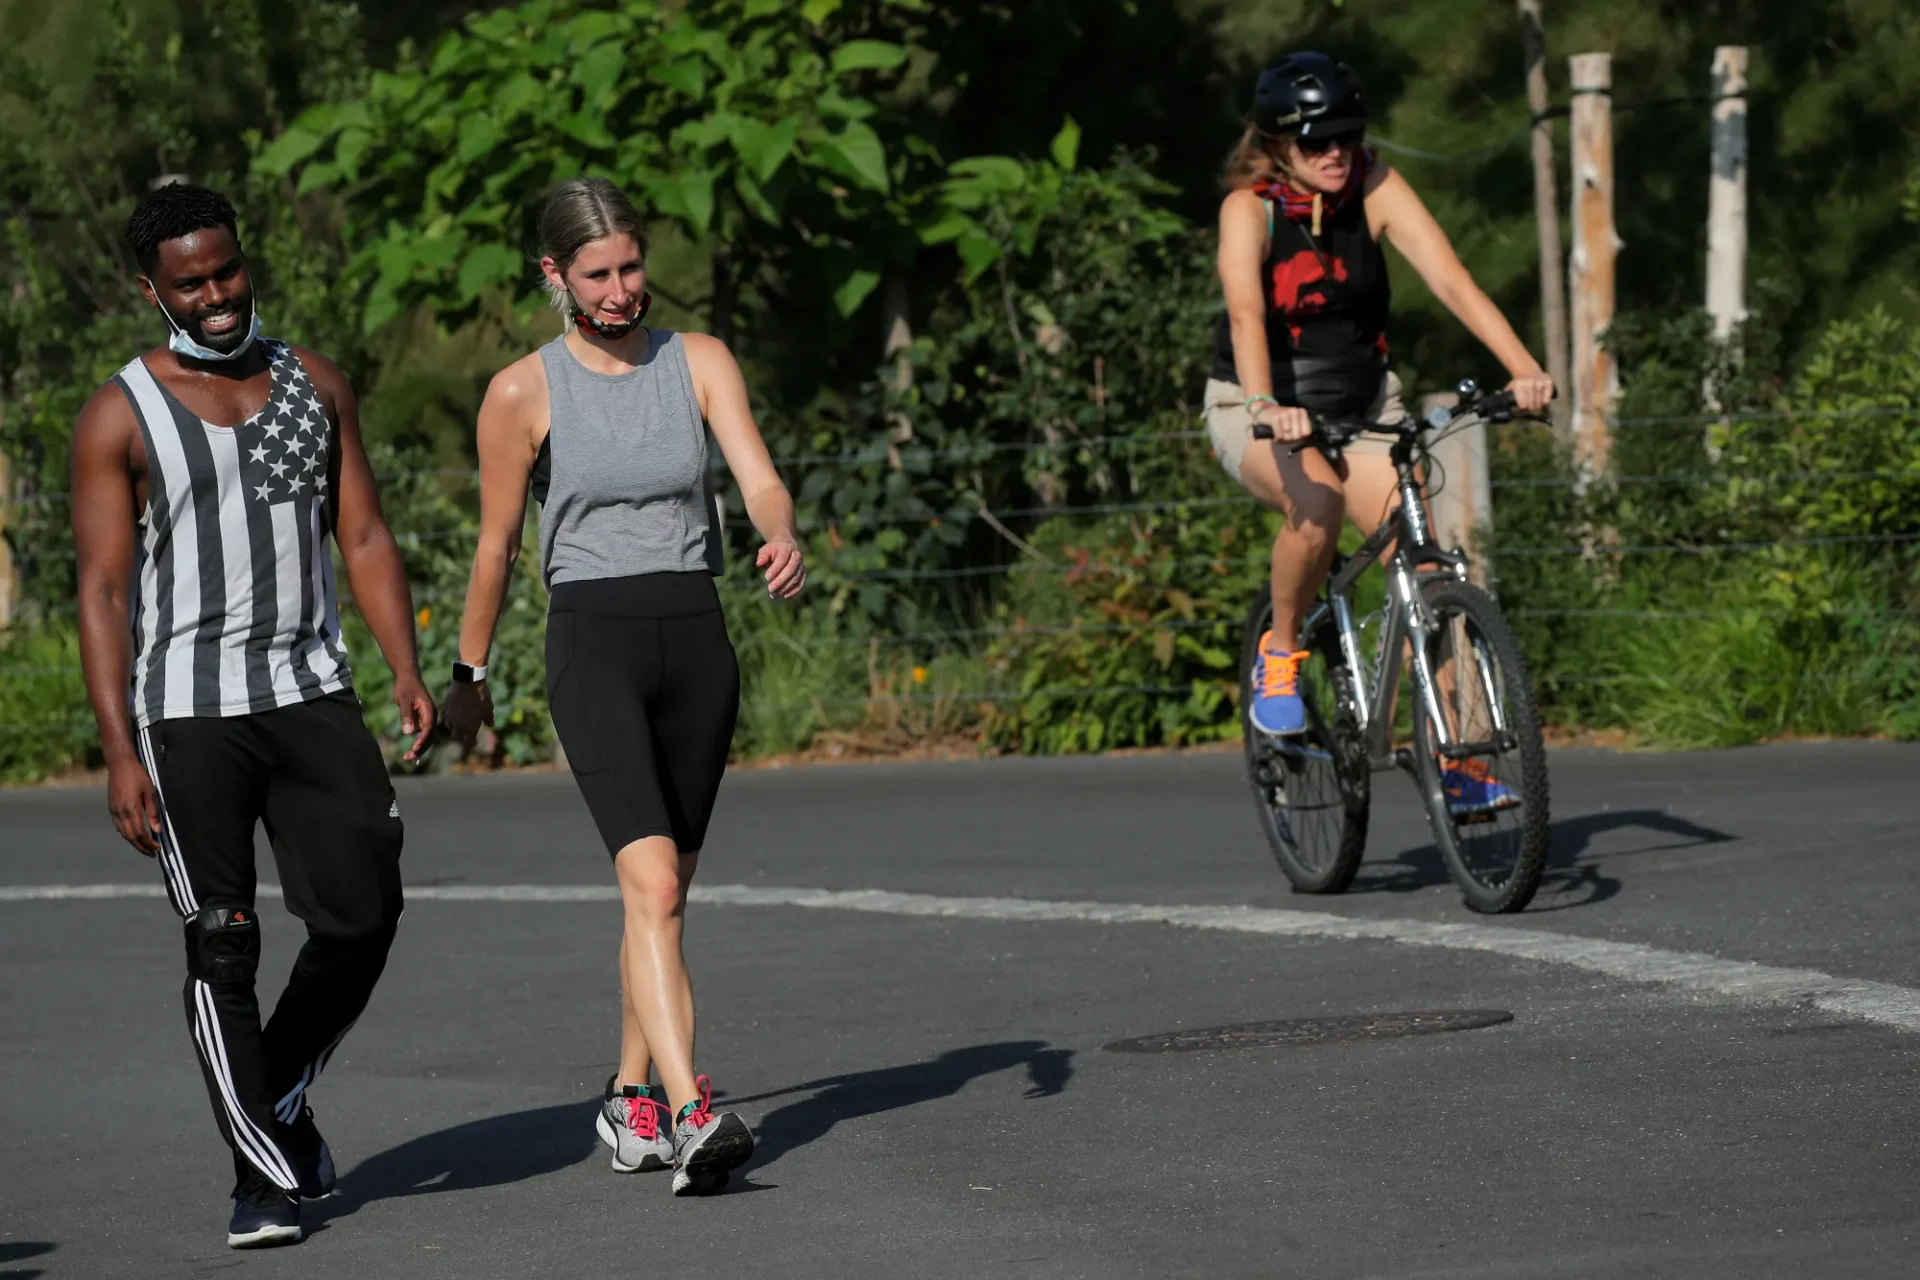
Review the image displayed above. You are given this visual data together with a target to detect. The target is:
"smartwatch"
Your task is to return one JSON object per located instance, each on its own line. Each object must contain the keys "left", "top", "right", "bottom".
{"left": 451, "top": 660, "right": 489, "bottom": 684}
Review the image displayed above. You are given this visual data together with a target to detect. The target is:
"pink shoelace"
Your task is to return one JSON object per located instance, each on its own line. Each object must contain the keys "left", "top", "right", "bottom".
{"left": 625, "top": 1093, "right": 667, "bottom": 1141}
{"left": 678, "top": 1074, "right": 716, "bottom": 1132}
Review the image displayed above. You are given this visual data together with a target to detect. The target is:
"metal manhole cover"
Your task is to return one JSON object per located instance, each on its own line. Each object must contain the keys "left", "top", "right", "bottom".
{"left": 1102, "top": 1010, "right": 1513, "bottom": 1053}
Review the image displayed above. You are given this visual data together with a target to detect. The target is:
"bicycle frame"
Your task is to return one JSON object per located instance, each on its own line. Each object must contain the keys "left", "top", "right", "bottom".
{"left": 1294, "top": 423, "right": 1483, "bottom": 772}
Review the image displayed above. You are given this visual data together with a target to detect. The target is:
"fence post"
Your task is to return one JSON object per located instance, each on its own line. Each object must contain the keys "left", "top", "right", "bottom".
{"left": 0, "top": 402, "right": 13, "bottom": 628}
{"left": 1567, "top": 52, "right": 1617, "bottom": 483}
{"left": 1518, "top": 0, "right": 1572, "bottom": 431}
{"left": 1422, "top": 393, "right": 1495, "bottom": 589}
{"left": 881, "top": 275, "right": 914, "bottom": 468}
{"left": 1705, "top": 46, "right": 1748, "bottom": 342}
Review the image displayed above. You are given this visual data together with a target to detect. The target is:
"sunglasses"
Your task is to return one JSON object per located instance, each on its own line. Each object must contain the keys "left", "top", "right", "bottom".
{"left": 1295, "top": 130, "right": 1363, "bottom": 155}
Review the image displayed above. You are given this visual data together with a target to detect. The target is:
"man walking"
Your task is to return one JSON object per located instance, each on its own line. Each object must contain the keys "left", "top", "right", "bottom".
{"left": 70, "top": 182, "right": 434, "bottom": 1248}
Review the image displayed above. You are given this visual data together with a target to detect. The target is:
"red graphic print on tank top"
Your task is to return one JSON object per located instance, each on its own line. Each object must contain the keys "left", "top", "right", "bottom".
{"left": 1269, "top": 248, "right": 1350, "bottom": 344}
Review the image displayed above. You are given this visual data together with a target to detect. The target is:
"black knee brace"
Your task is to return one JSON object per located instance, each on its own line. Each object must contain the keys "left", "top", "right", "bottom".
{"left": 184, "top": 905, "right": 261, "bottom": 989}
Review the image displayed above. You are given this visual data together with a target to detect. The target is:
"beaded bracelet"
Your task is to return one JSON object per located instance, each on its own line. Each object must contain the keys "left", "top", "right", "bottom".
{"left": 1244, "top": 394, "right": 1279, "bottom": 416}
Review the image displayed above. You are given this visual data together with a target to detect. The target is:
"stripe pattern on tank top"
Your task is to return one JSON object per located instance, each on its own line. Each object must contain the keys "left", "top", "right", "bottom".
{"left": 115, "top": 340, "right": 352, "bottom": 727}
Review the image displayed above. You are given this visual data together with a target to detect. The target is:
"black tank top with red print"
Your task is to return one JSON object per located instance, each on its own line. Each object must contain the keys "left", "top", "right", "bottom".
{"left": 1211, "top": 153, "right": 1390, "bottom": 416}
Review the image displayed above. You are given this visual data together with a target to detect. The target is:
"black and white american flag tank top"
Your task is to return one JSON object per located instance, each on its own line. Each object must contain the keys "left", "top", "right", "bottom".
{"left": 112, "top": 340, "right": 353, "bottom": 728}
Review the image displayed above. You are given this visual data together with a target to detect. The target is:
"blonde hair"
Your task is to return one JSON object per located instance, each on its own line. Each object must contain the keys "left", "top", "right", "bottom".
{"left": 1221, "top": 126, "right": 1369, "bottom": 194}
{"left": 536, "top": 177, "right": 649, "bottom": 314}
{"left": 1222, "top": 125, "right": 1286, "bottom": 191}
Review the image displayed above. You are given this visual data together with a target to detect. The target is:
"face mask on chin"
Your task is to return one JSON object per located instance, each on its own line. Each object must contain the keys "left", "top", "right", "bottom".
{"left": 156, "top": 294, "right": 261, "bottom": 363}
{"left": 570, "top": 290, "right": 652, "bottom": 340}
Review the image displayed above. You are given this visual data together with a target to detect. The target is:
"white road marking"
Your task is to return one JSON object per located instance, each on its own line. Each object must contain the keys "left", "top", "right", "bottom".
{"left": 10, "top": 880, "right": 1920, "bottom": 1034}
{"left": 0, "top": 883, "right": 168, "bottom": 900}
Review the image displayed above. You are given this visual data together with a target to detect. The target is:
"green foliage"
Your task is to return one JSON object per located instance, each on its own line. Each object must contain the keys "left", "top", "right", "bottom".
{"left": 978, "top": 482, "right": 1260, "bottom": 754}
{"left": 723, "top": 585, "right": 987, "bottom": 759}
{"left": 0, "top": 622, "right": 91, "bottom": 783}
{"left": 262, "top": 0, "right": 936, "bottom": 336}
{"left": 1490, "top": 304, "right": 1920, "bottom": 748}
{"left": 784, "top": 145, "right": 1218, "bottom": 631}
{"left": 0, "top": 0, "right": 373, "bottom": 617}
{"left": 342, "top": 440, "right": 555, "bottom": 767}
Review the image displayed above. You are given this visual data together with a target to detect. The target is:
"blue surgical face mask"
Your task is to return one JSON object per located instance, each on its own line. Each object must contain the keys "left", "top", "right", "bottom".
{"left": 155, "top": 294, "right": 261, "bottom": 363}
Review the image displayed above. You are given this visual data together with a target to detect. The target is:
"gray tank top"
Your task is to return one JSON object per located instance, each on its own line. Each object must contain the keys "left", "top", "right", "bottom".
{"left": 534, "top": 329, "right": 724, "bottom": 586}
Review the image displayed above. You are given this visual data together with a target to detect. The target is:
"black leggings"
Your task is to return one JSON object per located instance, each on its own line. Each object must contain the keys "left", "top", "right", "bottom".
{"left": 546, "top": 573, "right": 740, "bottom": 857}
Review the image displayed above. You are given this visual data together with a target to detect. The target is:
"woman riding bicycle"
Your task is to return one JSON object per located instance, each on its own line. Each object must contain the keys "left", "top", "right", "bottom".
{"left": 1208, "top": 53, "right": 1553, "bottom": 812}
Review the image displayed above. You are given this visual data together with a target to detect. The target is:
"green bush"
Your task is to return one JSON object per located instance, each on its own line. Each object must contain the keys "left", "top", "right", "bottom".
{"left": 0, "top": 623, "right": 93, "bottom": 784}
{"left": 1487, "top": 302, "right": 1920, "bottom": 749}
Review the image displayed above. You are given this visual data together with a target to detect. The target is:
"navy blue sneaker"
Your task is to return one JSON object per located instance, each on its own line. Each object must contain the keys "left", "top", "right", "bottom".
{"left": 1249, "top": 633, "right": 1309, "bottom": 736}
{"left": 1442, "top": 759, "right": 1521, "bottom": 817}
{"left": 285, "top": 1104, "right": 336, "bottom": 1199}
{"left": 228, "top": 1175, "right": 303, "bottom": 1249}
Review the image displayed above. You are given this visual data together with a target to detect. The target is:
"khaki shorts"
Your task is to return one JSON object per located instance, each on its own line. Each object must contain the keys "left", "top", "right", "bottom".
{"left": 1203, "top": 371, "right": 1408, "bottom": 485}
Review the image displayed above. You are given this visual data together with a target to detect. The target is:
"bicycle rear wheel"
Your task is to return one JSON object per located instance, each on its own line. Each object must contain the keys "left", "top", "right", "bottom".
{"left": 1409, "top": 578, "right": 1550, "bottom": 913}
{"left": 1240, "top": 586, "right": 1369, "bottom": 894}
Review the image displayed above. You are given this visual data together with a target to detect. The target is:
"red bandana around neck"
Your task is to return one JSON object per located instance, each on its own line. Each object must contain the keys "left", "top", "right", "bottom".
{"left": 1253, "top": 148, "right": 1373, "bottom": 235}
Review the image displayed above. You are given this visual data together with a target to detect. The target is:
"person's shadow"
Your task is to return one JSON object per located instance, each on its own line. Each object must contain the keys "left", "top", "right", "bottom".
{"left": 0, "top": 1241, "right": 54, "bottom": 1280}
{"left": 310, "top": 1039, "right": 1072, "bottom": 1213}
{"left": 313, "top": 1100, "right": 598, "bottom": 1225}
{"left": 725, "top": 1040, "right": 1076, "bottom": 1171}
{"left": 1349, "top": 808, "right": 1737, "bottom": 910}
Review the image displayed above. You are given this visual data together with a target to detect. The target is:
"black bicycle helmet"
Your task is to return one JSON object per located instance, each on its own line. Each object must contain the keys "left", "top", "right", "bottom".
{"left": 1250, "top": 53, "right": 1367, "bottom": 138}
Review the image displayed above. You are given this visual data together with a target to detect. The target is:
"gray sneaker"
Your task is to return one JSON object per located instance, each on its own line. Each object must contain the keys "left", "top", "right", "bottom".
{"left": 670, "top": 1075, "right": 754, "bottom": 1196}
{"left": 596, "top": 1076, "right": 672, "bottom": 1173}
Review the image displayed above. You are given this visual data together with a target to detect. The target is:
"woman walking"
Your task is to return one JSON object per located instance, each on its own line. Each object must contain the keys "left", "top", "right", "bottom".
{"left": 441, "top": 178, "right": 805, "bottom": 1195}
{"left": 1207, "top": 53, "right": 1553, "bottom": 814}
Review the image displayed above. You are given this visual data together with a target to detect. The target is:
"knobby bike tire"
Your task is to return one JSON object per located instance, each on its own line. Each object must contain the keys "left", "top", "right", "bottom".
{"left": 1409, "top": 578, "right": 1551, "bottom": 913}
{"left": 1240, "top": 585, "right": 1370, "bottom": 894}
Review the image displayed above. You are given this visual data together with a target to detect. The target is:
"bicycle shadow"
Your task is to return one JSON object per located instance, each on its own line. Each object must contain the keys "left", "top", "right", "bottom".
{"left": 1347, "top": 808, "right": 1737, "bottom": 911}
{"left": 722, "top": 1040, "right": 1075, "bottom": 1172}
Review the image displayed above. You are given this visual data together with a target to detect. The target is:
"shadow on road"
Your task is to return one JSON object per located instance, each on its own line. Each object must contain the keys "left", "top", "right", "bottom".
{"left": 314, "top": 1100, "right": 597, "bottom": 1225}
{"left": 1349, "top": 808, "right": 1737, "bottom": 911}
{"left": 0, "top": 1240, "right": 54, "bottom": 1280}
{"left": 723, "top": 1040, "right": 1075, "bottom": 1171}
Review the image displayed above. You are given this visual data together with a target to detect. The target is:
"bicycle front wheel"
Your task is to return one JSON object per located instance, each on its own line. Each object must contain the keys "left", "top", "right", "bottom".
{"left": 1240, "top": 586, "right": 1369, "bottom": 894}
{"left": 1410, "top": 578, "right": 1551, "bottom": 913}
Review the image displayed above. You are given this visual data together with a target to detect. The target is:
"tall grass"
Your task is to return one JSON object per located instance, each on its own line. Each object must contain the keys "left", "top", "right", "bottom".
{"left": 0, "top": 623, "right": 94, "bottom": 784}
{"left": 725, "top": 587, "right": 990, "bottom": 759}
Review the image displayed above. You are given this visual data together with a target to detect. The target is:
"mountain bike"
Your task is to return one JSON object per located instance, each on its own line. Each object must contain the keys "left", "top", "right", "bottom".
{"left": 1238, "top": 380, "right": 1550, "bottom": 913}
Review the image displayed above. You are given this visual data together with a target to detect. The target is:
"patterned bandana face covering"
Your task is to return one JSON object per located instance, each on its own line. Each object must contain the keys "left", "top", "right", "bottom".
{"left": 156, "top": 293, "right": 262, "bottom": 363}
{"left": 571, "top": 290, "right": 652, "bottom": 339}
{"left": 1253, "top": 148, "right": 1371, "bottom": 222}
{"left": 1253, "top": 147, "right": 1374, "bottom": 237}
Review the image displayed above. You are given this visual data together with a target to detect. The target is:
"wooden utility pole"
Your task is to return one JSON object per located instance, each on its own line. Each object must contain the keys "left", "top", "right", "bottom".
{"left": 1421, "top": 392, "right": 1495, "bottom": 588}
{"left": 1518, "top": 0, "right": 1571, "bottom": 430}
{"left": 1567, "top": 52, "right": 1618, "bottom": 482}
{"left": 0, "top": 455, "right": 13, "bottom": 630}
{"left": 1705, "top": 46, "right": 1748, "bottom": 341}
{"left": 0, "top": 393, "right": 13, "bottom": 628}
{"left": 881, "top": 275, "right": 914, "bottom": 468}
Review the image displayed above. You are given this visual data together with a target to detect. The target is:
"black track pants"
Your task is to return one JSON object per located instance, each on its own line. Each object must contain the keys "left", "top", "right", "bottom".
{"left": 134, "top": 691, "right": 403, "bottom": 1191}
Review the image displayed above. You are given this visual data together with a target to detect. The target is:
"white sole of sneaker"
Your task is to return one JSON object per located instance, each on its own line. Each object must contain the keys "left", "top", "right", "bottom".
{"left": 596, "top": 1112, "right": 671, "bottom": 1173}
{"left": 672, "top": 1114, "right": 754, "bottom": 1197}
{"left": 228, "top": 1223, "right": 303, "bottom": 1249}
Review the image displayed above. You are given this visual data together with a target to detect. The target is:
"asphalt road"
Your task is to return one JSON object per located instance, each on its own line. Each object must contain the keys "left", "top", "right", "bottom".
{"left": 4, "top": 741, "right": 1918, "bottom": 1278}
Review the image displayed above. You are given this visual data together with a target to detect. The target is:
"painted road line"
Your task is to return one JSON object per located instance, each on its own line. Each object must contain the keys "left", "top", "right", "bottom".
{"left": 9, "top": 880, "right": 1920, "bottom": 1034}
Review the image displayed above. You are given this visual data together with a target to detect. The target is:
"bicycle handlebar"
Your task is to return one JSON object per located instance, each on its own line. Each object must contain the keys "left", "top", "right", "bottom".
{"left": 1249, "top": 378, "right": 1530, "bottom": 448}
